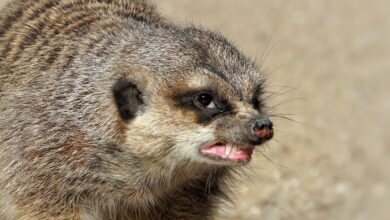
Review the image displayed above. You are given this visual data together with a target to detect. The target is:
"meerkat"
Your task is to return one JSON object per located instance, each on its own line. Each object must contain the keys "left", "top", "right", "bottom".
{"left": 0, "top": 0, "right": 274, "bottom": 219}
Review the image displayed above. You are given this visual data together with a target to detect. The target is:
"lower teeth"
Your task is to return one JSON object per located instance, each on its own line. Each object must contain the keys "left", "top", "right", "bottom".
{"left": 225, "top": 144, "right": 233, "bottom": 156}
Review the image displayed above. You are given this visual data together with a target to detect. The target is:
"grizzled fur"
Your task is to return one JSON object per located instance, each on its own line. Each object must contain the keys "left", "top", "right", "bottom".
{"left": 0, "top": 0, "right": 269, "bottom": 219}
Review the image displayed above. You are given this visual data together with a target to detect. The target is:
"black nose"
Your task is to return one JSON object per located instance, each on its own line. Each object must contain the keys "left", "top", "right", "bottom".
{"left": 249, "top": 118, "right": 274, "bottom": 145}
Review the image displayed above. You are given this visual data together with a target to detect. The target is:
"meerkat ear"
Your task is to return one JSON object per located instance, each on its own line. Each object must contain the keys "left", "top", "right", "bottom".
{"left": 112, "top": 77, "right": 145, "bottom": 121}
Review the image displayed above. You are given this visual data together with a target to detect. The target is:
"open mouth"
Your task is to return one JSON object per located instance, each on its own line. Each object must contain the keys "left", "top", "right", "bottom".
{"left": 200, "top": 142, "right": 253, "bottom": 162}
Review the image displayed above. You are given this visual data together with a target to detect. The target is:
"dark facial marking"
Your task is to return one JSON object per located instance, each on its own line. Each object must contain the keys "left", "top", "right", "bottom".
{"left": 251, "top": 84, "right": 264, "bottom": 110}
{"left": 112, "top": 78, "right": 143, "bottom": 121}
{"left": 174, "top": 89, "right": 232, "bottom": 124}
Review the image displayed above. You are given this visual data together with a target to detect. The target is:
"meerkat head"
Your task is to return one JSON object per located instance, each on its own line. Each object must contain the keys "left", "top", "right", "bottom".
{"left": 111, "top": 26, "right": 273, "bottom": 169}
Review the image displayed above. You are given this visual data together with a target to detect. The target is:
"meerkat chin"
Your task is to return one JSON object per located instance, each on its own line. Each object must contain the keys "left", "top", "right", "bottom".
{"left": 0, "top": 0, "right": 274, "bottom": 219}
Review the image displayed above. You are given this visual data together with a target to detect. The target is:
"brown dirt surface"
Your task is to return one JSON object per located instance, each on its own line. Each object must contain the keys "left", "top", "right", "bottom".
{"left": 1, "top": 0, "right": 389, "bottom": 219}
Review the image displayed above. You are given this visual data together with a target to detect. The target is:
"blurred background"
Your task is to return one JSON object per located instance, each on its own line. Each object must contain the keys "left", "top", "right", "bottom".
{"left": 1, "top": 0, "right": 389, "bottom": 219}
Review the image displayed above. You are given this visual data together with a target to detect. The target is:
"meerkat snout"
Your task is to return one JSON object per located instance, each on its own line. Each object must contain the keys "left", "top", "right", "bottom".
{"left": 195, "top": 105, "right": 274, "bottom": 165}
{"left": 253, "top": 118, "right": 274, "bottom": 141}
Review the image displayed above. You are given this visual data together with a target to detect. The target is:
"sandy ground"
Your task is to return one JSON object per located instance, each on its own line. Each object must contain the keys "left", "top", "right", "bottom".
{"left": 1, "top": 0, "right": 389, "bottom": 219}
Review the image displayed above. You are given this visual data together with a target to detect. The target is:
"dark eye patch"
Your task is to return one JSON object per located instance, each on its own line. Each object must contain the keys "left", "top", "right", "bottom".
{"left": 173, "top": 89, "right": 232, "bottom": 124}
{"left": 252, "top": 85, "right": 264, "bottom": 110}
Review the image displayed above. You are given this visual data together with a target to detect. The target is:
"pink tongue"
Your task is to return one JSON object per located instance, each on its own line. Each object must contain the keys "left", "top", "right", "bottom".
{"left": 201, "top": 145, "right": 251, "bottom": 160}
{"left": 205, "top": 145, "right": 226, "bottom": 155}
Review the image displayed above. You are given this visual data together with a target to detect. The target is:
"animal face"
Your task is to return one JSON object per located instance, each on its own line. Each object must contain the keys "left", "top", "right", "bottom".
{"left": 117, "top": 71, "right": 273, "bottom": 168}
{"left": 114, "top": 27, "right": 273, "bottom": 167}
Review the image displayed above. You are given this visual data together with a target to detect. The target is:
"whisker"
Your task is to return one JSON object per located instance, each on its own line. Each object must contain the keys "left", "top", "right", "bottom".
{"left": 262, "top": 93, "right": 283, "bottom": 103}
{"left": 262, "top": 91, "right": 285, "bottom": 96}
{"left": 263, "top": 85, "right": 296, "bottom": 95}
{"left": 261, "top": 86, "right": 298, "bottom": 102}
{"left": 262, "top": 63, "right": 289, "bottom": 76}
{"left": 257, "top": 34, "right": 277, "bottom": 68}
{"left": 268, "top": 86, "right": 295, "bottom": 94}
{"left": 268, "top": 113, "right": 297, "bottom": 117}
{"left": 269, "top": 97, "right": 306, "bottom": 110}
{"left": 269, "top": 115, "right": 304, "bottom": 125}
{"left": 271, "top": 138, "right": 281, "bottom": 144}
{"left": 260, "top": 41, "right": 279, "bottom": 68}
{"left": 272, "top": 128, "right": 286, "bottom": 133}
{"left": 259, "top": 151, "right": 285, "bottom": 168}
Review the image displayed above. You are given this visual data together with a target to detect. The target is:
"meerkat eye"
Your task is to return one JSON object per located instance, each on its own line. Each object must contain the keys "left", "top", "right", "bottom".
{"left": 195, "top": 93, "right": 216, "bottom": 109}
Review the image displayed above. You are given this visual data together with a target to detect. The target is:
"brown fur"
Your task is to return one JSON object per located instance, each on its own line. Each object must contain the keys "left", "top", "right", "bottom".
{"left": 0, "top": 0, "right": 271, "bottom": 219}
